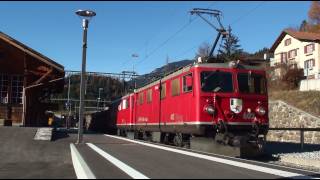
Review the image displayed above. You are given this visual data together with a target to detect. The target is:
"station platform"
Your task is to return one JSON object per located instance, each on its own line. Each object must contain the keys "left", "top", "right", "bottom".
{"left": 72, "top": 134, "right": 320, "bottom": 179}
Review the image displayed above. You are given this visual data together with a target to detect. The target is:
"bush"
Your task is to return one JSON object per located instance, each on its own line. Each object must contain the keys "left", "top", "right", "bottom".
{"left": 281, "top": 68, "right": 304, "bottom": 90}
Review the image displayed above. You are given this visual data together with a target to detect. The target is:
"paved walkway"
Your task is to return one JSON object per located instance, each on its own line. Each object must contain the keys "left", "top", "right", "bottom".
{"left": 0, "top": 127, "right": 76, "bottom": 179}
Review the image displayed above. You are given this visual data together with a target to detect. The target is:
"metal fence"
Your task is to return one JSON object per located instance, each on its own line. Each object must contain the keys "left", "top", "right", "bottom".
{"left": 269, "top": 127, "right": 320, "bottom": 149}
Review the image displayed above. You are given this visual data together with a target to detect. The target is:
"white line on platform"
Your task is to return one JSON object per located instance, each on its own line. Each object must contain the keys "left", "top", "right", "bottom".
{"left": 104, "top": 134, "right": 314, "bottom": 179}
{"left": 87, "top": 143, "right": 149, "bottom": 179}
{"left": 70, "top": 143, "right": 96, "bottom": 179}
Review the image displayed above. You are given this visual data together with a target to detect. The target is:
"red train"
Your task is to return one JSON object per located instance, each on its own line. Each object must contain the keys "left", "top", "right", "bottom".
{"left": 116, "top": 60, "right": 269, "bottom": 157}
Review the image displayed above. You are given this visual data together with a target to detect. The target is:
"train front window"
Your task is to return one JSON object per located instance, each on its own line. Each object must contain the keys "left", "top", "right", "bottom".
{"left": 200, "top": 71, "right": 233, "bottom": 93}
{"left": 237, "top": 73, "right": 267, "bottom": 94}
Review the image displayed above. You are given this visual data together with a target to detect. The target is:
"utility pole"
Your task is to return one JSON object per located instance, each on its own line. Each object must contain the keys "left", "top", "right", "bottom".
{"left": 67, "top": 75, "right": 71, "bottom": 129}
{"left": 97, "top": 88, "right": 103, "bottom": 111}
{"left": 132, "top": 53, "right": 139, "bottom": 89}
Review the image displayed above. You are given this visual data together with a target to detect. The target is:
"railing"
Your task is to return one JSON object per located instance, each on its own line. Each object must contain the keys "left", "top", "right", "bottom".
{"left": 269, "top": 127, "right": 320, "bottom": 150}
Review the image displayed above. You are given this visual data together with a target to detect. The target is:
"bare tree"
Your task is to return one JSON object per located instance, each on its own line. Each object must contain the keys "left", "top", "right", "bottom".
{"left": 309, "top": 1, "right": 320, "bottom": 24}
{"left": 195, "top": 42, "right": 211, "bottom": 59}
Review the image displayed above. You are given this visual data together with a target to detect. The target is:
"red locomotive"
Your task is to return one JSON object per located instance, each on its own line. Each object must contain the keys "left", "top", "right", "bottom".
{"left": 116, "top": 60, "right": 269, "bottom": 157}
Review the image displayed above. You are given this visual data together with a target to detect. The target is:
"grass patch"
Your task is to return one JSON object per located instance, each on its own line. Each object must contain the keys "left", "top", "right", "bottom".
{"left": 269, "top": 90, "right": 320, "bottom": 117}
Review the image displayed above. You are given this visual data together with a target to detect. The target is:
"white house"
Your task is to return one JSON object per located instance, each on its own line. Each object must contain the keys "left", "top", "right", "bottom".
{"left": 270, "top": 29, "right": 320, "bottom": 91}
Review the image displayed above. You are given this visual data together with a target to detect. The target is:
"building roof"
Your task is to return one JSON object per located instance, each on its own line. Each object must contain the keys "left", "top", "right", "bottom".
{"left": 270, "top": 29, "right": 320, "bottom": 52}
{"left": 0, "top": 31, "right": 64, "bottom": 72}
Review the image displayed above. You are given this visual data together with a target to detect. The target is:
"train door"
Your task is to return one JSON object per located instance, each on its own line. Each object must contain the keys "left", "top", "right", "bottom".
{"left": 152, "top": 82, "right": 161, "bottom": 132}
{"left": 129, "top": 94, "right": 134, "bottom": 130}
{"left": 182, "top": 73, "right": 194, "bottom": 123}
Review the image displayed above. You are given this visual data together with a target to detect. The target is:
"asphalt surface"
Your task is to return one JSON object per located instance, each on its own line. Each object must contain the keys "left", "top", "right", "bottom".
{"left": 73, "top": 134, "right": 320, "bottom": 179}
{"left": 1, "top": 127, "right": 319, "bottom": 179}
{"left": 0, "top": 127, "right": 77, "bottom": 179}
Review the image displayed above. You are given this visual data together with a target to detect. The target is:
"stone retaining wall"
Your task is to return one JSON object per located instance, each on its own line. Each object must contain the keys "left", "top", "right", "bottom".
{"left": 268, "top": 100, "right": 320, "bottom": 144}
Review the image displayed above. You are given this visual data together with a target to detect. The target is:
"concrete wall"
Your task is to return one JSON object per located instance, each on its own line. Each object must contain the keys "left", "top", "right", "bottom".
{"left": 300, "top": 79, "right": 320, "bottom": 91}
{"left": 268, "top": 100, "right": 320, "bottom": 144}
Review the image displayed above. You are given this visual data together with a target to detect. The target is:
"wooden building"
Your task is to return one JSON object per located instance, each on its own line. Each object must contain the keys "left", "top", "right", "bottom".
{"left": 0, "top": 32, "right": 65, "bottom": 127}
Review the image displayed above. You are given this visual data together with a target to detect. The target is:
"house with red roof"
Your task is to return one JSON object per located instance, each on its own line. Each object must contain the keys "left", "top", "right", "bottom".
{"left": 270, "top": 29, "right": 320, "bottom": 90}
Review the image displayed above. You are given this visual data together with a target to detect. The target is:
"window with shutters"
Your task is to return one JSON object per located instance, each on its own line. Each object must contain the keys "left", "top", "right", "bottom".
{"left": 171, "top": 78, "right": 180, "bottom": 97}
{"left": 160, "top": 83, "right": 166, "bottom": 100}
{"left": 304, "top": 59, "right": 315, "bottom": 69}
{"left": 284, "top": 38, "right": 291, "bottom": 46}
{"left": 280, "top": 52, "right": 287, "bottom": 63}
{"left": 305, "top": 44, "right": 315, "bottom": 54}
{"left": 146, "top": 89, "right": 152, "bottom": 103}
{"left": 288, "top": 49, "right": 297, "bottom": 59}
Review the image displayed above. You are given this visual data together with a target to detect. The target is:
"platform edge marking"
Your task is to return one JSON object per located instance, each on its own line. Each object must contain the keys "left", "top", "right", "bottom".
{"left": 70, "top": 143, "right": 96, "bottom": 179}
{"left": 87, "top": 143, "right": 149, "bottom": 179}
{"left": 104, "top": 134, "right": 313, "bottom": 179}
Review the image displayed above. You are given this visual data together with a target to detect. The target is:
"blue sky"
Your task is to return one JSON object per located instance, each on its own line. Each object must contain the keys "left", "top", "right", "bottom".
{"left": 0, "top": 1, "right": 311, "bottom": 75}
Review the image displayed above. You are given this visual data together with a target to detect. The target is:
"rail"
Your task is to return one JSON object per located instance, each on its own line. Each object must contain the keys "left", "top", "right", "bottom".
{"left": 268, "top": 127, "right": 320, "bottom": 150}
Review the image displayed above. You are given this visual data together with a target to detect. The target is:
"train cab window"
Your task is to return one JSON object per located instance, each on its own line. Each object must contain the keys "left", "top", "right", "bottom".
{"left": 200, "top": 71, "right": 233, "bottom": 93}
{"left": 118, "top": 103, "right": 122, "bottom": 111}
{"left": 171, "top": 78, "right": 180, "bottom": 96}
{"left": 183, "top": 73, "right": 193, "bottom": 92}
{"left": 138, "top": 92, "right": 144, "bottom": 105}
{"left": 238, "top": 73, "right": 267, "bottom": 94}
{"left": 147, "top": 89, "right": 152, "bottom": 103}
{"left": 122, "top": 99, "right": 129, "bottom": 110}
{"left": 160, "top": 83, "right": 166, "bottom": 100}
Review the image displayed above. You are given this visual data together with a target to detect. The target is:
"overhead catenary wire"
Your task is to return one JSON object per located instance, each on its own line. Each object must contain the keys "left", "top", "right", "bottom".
{"left": 133, "top": 2, "right": 266, "bottom": 72}
{"left": 132, "top": 1, "right": 219, "bottom": 70}
{"left": 118, "top": 4, "right": 192, "bottom": 70}
{"left": 172, "top": 1, "right": 266, "bottom": 62}
{"left": 230, "top": 1, "right": 266, "bottom": 26}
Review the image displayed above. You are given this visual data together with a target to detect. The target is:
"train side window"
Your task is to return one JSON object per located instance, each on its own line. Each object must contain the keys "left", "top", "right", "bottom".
{"left": 147, "top": 89, "right": 152, "bottom": 103}
{"left": 122, "top": 99, "right": 129, "bottom": 110}
{"left": 161, "top": 83, "right": 166, "bottom": 100}
{"left": 171, "top": 78, "right": 180, "bottom": 96}
{"left": 138, "top": 92, "right": 144, "bottom": 105}
{"left": 183, "top": 73, "right": 193, "bottom": 93}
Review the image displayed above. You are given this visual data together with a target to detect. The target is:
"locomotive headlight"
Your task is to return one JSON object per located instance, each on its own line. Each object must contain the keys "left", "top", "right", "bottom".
{"left": 256, "top": 106, "right": 266, "bottom": 116}
{"left": 204, "top": 105, "right": 215, "bottom": 115}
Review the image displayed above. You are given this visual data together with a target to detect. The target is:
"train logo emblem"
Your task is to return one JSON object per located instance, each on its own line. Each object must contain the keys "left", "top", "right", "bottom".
{"left": 230, "top": 98, "right": 243, "bottom": 114}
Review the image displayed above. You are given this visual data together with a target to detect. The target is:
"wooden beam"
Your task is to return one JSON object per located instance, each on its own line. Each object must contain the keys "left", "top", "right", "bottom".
{"left": 31, "top": 68, "right": 53, "bottom": 85}
{"left": 0, "top": 33, "right": 64, "bottom": 72}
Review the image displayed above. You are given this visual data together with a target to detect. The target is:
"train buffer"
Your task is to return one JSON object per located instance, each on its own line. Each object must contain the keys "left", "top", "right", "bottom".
{"left": 70, "top": 134, "right": 320, "bottom": 179}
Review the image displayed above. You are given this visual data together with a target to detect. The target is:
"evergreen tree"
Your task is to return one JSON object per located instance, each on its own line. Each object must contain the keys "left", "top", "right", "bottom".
{"left": 299, "top": 20, "right": 309, "bottom": 31}
{"left": 217, "top": 26, "right": 243, "bottom": 62}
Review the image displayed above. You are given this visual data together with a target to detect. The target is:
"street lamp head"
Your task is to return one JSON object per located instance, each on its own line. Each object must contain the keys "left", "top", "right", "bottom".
{"left": 76, "top": 10, "right": 96, "bottom": 19}
{"left": 76, "top": 10, "right": 96, "bottom": 29}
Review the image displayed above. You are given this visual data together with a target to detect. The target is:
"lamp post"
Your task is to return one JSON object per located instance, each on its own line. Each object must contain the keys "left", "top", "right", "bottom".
{"left": 75, "top": 9, "right": 96, "bottom": 144}
{"left": 97, "top": 88, "right": 103, "bottom": 110}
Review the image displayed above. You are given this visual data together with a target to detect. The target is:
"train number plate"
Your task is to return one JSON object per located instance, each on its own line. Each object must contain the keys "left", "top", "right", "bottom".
{"left": 243, "top": 112, "right": 255, "bottom": 119}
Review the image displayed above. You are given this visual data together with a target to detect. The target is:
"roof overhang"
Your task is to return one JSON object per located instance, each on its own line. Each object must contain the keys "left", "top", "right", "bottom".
{"left": 0, "top": 31, "right": 64, "bottom": 73}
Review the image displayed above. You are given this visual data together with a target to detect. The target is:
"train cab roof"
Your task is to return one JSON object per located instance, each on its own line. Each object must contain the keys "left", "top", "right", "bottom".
{"left": 132, "top": 61, "right": 265, "bottom": 93}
